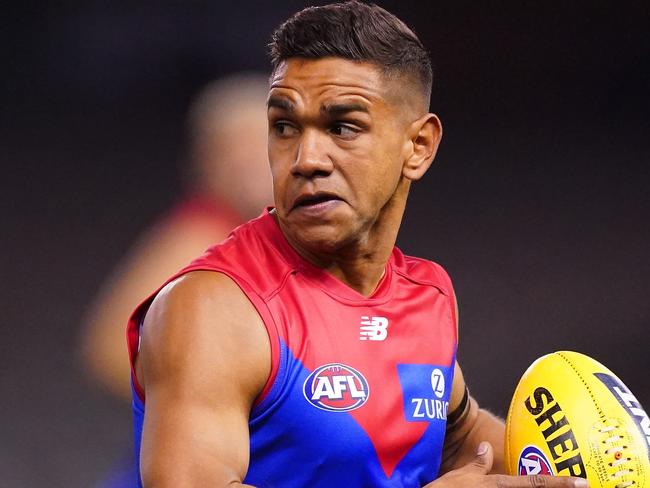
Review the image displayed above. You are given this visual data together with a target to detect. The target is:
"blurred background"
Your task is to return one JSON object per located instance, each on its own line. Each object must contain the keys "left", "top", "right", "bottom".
{"left": 1, "top": 1, "right": 648, "bottom": 486}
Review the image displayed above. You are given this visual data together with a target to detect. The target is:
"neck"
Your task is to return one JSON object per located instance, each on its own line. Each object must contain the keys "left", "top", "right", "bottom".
{"left": 279, "top": 180, "right": 409, "bottom": 297}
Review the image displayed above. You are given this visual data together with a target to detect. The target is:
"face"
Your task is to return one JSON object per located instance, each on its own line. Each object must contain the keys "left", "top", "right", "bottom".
{"left": 267, "top": 58, "right": 417, "bottom": 255}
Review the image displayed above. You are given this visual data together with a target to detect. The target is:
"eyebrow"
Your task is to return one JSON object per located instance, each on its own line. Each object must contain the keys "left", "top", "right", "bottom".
{"left": 267, "top": 97, "right": 370, "bottom": 116}
{"left": 267, "top": 96, "right": 295, "bottom": 112}
{"left": 321, "top": 102, "right": 369, "bottom": 117}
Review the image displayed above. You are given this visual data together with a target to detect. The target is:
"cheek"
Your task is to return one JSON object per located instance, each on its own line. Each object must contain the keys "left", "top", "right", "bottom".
{"left": 341, "top": 159, "right": 400, "bottom": 218}
{"left": 268, "top": 155, "right": 291, "bottom": 212}
{"left": 268, "top": 142, "right": 287, "bottom": 181}
{"left": 269, "top": 165, "right": 285, "bottom": 199}
{"left": 365, "top": 137, "right": 404, "bottom": 184}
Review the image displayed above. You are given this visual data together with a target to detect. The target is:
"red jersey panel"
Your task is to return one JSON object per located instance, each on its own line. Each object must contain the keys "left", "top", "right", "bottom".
{"left": 128, "top": 210, "right": 457, "bottom": 487}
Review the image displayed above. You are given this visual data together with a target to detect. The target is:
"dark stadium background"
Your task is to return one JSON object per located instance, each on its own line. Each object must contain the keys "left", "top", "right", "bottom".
{"left": 1, "top": 1, "right": 648, "bottom": 485}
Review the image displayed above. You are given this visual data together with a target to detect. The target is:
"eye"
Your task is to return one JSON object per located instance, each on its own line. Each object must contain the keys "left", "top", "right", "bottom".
{"left": 272, "top": 121, "right": 299, "bottom": 137}
{"left": 329, "top": 123, "right": 360, "bottom": 139}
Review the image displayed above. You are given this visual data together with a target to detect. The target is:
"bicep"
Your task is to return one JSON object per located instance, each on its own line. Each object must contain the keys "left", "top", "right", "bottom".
{"left": 138, "top": 272, "right": 270, "bottom": 487}
{"left": 142, "top": 386, "right": 251, "bottom": 486}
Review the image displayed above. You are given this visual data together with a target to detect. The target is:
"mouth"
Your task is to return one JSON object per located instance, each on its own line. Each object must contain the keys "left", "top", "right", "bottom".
{"left": 291, "top": 192, "right": 343, "bottom": 211}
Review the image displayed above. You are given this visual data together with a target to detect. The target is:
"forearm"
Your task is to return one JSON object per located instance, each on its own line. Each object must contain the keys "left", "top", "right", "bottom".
{"left": 461, "top": 408, "right": 506, "bottom": 474}
{"left": 441, "top": 396, "right": 506, "bottom": 474}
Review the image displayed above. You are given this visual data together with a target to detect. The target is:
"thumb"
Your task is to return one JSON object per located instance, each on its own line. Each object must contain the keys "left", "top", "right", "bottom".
{"left": 462, "top": 441, "right": 494, "bottom": 474}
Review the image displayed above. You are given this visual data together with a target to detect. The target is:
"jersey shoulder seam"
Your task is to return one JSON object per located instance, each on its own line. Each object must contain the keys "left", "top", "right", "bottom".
{"left": 393, "top": 256, "right": 451, "bottom": 296}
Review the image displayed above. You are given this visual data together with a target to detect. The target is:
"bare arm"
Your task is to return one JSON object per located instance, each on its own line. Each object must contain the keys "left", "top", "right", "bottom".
{"left": 137, "top": 271, "right": 270, "bottom": 487}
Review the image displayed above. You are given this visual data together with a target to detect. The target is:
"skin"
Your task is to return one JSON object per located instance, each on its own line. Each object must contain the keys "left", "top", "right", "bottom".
{"left": 137, "top": 58, "right": 588, "bottom": 487}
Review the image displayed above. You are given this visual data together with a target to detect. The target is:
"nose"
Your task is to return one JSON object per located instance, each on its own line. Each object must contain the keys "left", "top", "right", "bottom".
{"left": 292, "top": 128, "right": 333, "bottom": 178}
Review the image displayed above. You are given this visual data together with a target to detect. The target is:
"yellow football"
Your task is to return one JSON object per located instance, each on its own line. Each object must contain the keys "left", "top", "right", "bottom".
{"left": 505, "top": 351, "right": 649, "bottom": 487}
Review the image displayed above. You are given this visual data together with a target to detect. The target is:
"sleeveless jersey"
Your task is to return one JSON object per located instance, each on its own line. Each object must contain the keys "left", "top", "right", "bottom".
{"left": 127, "top": 210, "right": 458, "bottom": 487}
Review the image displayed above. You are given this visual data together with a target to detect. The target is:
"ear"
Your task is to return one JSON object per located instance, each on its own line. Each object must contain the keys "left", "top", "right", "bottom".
{"left": 402, "top": 113, "right": 443, "bottom": 181}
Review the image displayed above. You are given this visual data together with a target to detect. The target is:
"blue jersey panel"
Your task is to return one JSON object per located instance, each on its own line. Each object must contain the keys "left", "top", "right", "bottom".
{"left": 245, "top": 341, "right": 393, "bottom": 487}
{"left": 131, "top": 382, "right": 145, "bottom": 488}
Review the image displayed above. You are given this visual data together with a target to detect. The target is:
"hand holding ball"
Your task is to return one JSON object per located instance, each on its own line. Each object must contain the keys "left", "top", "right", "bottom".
{"left": 505, "top": 351, "right": 649, "bottom": 487}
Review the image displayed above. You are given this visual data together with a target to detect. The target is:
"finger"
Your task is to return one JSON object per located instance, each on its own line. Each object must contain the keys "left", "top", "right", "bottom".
{"left": 525, "top": 476, "right": 589, "bottom": 488}
{"left": 461, "top": 441, "right": 494, "bottom": 474}
{"left": 491, "top": 474, "right": 589, "bottom": 488}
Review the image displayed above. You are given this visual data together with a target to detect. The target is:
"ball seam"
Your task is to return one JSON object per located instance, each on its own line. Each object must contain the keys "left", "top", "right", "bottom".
{"left": 555, "top": 351, "right": 605, "bottom": 419}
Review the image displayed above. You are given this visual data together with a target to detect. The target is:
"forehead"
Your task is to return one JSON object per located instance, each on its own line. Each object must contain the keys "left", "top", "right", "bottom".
{"left": 268, "top": 58, "right": 390, "bottom": 110}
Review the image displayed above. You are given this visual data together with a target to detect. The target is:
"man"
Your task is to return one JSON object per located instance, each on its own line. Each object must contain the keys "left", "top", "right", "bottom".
{"left": 127, "top": 2, "right": 588, "bottom": 487}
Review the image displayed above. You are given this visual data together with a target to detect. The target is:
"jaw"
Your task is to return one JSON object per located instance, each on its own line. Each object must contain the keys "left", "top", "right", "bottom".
{"left": 278, "top": 202, "right": 392, "bottom": 268}
{"left": 275, "top": 177, "right": 411, "bottom": 271}
{"left": 278, "top": 204, "right": 362, "bottom": 257}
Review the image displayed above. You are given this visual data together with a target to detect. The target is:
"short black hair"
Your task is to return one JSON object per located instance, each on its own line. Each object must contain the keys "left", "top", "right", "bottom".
{"left": 269, "top": 1, "right": 432, "bottom": 106}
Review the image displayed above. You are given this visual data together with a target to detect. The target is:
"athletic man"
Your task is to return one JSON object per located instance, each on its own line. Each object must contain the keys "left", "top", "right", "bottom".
{"left": 127, "top": 3, "right": 589, "bottom": 487}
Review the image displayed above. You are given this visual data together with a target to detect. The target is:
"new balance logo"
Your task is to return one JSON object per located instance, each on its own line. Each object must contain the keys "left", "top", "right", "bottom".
{"left": 360, "top": 316, "right": 388, "bottom": 341}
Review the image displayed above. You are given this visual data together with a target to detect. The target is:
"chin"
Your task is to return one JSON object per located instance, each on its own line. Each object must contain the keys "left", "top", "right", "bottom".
{"left": 279, "top": 203, "right": 365, "bottom": 253}
{"left": 283, "top": 217, "right": 353, "bottom": 255}
{"left": 296, "top": 225, "right": 347, "bottom": 252}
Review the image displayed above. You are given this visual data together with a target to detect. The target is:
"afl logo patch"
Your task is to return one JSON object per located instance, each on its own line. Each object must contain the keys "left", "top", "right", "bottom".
{"left": 303, "top": 363, "right": 369, "bottom": 412}
{"left": 518, "top": 445, "right": 555, "bottom": 476}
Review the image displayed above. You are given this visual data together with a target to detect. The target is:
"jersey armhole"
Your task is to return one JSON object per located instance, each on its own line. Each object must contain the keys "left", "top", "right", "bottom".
{"left": 428, "top": 261, "right": 459, "bottom": 348}
{"left": 218, "top": 270, "right": 281, "bottom": 409}
{"left": 127, "top": 303, "right": 149, "bottom": 402}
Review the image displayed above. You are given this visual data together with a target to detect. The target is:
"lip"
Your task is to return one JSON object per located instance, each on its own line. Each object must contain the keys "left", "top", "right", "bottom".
{"left": 292, "top": 191, "right": 342, "bottom": 208}
{"left": 290, "top": 191, "right": 345, "bottom": 216}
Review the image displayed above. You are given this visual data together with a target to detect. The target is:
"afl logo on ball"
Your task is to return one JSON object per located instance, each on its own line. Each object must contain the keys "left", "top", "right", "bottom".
{"left": 303, "top": 363, "right": 369, "bottom": 412}
{"left": 518, "top": 445, "right": 555, "bottom": 476}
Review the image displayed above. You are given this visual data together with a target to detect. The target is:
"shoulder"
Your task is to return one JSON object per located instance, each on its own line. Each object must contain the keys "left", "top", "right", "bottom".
{"left": 150, "top": 270, "right": 253, "bottom": 316}
{"left": 392, "top": 249, "right": 458, "bottom": 338}
{"left": 139, "top": 270, "right": 270, "bottom": 399}
{"left": 392, "top": 248, "right": 455, "bottom": 296}
{"left": 145, "top": 270, "right": 264, "bottom": 353}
